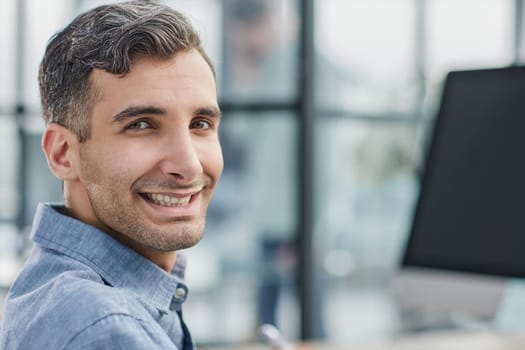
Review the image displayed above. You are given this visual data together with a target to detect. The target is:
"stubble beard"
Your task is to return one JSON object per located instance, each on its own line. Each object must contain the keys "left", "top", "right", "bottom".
{"left": 88, "top": 181, "right": 207, "bottom": 251}
{"left": 88, "top": 183, "right": 205, "bottom": 252}
{"left": 79, "top": 152, "right": 208, "bottom": 252}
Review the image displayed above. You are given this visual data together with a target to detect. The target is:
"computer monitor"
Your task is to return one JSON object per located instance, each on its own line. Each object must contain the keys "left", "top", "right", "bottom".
{"left": 395, "top": 66, "right": 525, "bottom": 326}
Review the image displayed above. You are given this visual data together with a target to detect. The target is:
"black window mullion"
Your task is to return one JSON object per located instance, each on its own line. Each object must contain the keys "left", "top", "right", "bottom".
{"left": 297, "top": 0, "right": 316, "bottom": 341}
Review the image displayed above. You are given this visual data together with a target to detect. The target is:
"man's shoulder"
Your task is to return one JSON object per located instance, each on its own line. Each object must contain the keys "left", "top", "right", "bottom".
{"left": 1, "top": 252, "right": 153, "bottom": 348}
{"left": 7, "top": 247, "right": 144, "bottom": 314}
{"left": 35, "top": 269, "right": 146, "bottom": 317}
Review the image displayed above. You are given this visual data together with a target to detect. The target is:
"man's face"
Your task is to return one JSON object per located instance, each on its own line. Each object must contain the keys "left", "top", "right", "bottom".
{"left": 71, "top": 50, "right": 222, "bottom": 256}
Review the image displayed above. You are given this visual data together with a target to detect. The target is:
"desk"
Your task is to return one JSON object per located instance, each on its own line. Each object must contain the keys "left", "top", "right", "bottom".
{"left": 203, "top": 330, "right": 525, "bottom": 350}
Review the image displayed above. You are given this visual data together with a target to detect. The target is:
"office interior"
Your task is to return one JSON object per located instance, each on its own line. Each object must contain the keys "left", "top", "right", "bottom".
{"left": 2, "top": 0, "right": 525, "bottom": 348}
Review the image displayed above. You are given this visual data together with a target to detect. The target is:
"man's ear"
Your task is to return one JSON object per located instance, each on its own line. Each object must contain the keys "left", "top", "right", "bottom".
{"left": 41, "top": 124, "right": 80, "bottom": 181}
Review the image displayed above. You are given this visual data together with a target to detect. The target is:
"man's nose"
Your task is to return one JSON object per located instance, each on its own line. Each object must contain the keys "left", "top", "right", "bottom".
{"left": 158, "top": 131, "right": 203, "bottom": 183}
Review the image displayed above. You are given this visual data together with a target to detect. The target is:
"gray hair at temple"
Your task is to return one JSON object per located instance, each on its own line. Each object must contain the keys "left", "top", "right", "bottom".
{"left": 39, "top": 0, "right": 214, "bottom": 143}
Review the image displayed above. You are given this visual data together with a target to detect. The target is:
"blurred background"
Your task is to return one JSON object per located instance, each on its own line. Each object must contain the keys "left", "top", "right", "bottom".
{"left": 1, "top": 0, "right": 524, "bottom": 347}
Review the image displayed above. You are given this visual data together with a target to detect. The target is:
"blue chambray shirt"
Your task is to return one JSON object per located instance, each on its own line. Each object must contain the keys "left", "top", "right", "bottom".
{"left": 0, "top": 203, "right": 194, "bottom": 349}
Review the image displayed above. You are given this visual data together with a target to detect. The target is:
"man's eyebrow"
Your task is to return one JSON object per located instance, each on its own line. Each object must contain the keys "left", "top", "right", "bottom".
{"left": 111, "top": 105, "right": 166, "bottom": 123}
{"left": 194, "top": 106, "right": 222, "bottom": 119}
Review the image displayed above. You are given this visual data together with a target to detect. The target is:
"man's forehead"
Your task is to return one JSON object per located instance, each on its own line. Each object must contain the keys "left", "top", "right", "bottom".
{"left": 89, "top": 51, "right": 214, "bottom": 87}
{"left": 87, "top": 53, "right": 218, "bottom": 123}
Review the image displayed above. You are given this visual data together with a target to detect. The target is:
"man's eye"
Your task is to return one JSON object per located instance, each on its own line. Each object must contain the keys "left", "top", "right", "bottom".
{"left": 127, "top": 120, "right": 151, "bottom": 131}
{"left": 191, "top": 119, "right": 212, "bottom": 130}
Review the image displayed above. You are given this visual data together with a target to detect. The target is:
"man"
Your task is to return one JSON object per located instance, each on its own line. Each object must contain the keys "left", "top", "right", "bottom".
{"left": 0, "top": 1, "right": 222, "bottom": 349}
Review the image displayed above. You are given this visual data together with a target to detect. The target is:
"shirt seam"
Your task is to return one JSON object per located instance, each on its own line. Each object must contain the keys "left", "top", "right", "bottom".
{"left": 64, "top": 312, "right": 151, "bottom": 348}
{"left": 36, "top": 235, "right": 119, "bottom": 286}
{"left": 36, "top": 235, "right": 176, "bottom": 313}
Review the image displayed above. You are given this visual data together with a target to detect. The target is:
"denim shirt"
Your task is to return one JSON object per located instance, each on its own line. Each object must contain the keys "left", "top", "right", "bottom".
{"left": 0, "top": 203, "right": 194, "bottom": 350}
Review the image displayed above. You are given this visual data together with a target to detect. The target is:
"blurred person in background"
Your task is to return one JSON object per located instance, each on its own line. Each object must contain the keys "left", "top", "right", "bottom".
{"left": 223, "top": 0, "right": 299, "bottom": 332}
{"left": 222, "top": 0, "right": 353, "bottom": 339}
{"left": 0, "top": 1, "right": 222, "bottom": 349}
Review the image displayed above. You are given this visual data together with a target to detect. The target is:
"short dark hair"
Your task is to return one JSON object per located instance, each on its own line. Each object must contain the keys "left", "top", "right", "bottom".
{"left": 39, "top": 0, "right": 213, "bottom": 142}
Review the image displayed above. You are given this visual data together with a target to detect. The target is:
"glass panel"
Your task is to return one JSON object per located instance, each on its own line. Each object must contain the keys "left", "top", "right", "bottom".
{"left": 315, "top": 0, "right": 417, "bottom": 115}
{"left": 0, "top": 0, "right": 16, "bottom": 107}
{"left": 426, "top": 0, "right": 513, "bottom": 80}
{"left": 24, "top": 1, "right": 75, "bottom": 109}
{"left": 315, "top": 118, "right": 420, "bottom": 342}
{"left": 0, "top": 224, "right": 22, "bottom": 288}
{"left": 184, "top": 112, "right": 299, "bottom": 344}
{"left": 220, "top": 0, "right": 299, "bottom": 103}
{"left": 0, "top": 115, "right": 22, "bottom": 313}
{"left": 22, "top": 127, "right": 63, "bottom": 227}
{"left": 0, "top": 116, "right": 19, "bottom": 221}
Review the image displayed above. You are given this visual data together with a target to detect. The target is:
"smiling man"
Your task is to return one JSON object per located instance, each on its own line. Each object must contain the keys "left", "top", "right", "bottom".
{"left": 0, "top": 1, "right": 222, "bottom": 349}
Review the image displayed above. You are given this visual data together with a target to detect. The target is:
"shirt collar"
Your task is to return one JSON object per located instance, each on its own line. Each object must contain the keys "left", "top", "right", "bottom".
{"left": 31, "top": 203, "right": 189, "bottom": 313}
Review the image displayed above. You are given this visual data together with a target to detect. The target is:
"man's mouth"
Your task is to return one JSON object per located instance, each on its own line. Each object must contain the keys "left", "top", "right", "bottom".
{"left": 143, "top": 193, "right": 192, "bottom": 207}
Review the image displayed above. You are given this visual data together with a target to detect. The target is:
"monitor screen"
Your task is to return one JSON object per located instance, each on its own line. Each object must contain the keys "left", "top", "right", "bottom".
{"left": 402, "top": 66, "right": 525, "bottom": 278}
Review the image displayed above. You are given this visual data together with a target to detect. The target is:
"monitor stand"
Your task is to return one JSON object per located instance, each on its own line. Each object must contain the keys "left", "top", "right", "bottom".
{"left": 393, "top": 266, "right": 507, "bottom": 332}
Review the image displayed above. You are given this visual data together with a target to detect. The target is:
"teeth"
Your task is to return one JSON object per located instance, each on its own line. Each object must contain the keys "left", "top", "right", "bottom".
{"left": 146, "top": 193, "right": 191, "bottom": 207}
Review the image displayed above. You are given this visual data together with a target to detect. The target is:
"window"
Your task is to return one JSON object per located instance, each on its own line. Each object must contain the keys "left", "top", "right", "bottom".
{"left": 0, "top": 0, "right": 520, "bottom": 345}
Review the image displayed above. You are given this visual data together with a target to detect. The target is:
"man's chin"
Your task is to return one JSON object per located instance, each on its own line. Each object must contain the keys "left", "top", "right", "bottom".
{"left": 141, "top": 226, "right": 205, "bottom": 251}
{"left": 144, "top": 238, "right": 203, "bottom": 252}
